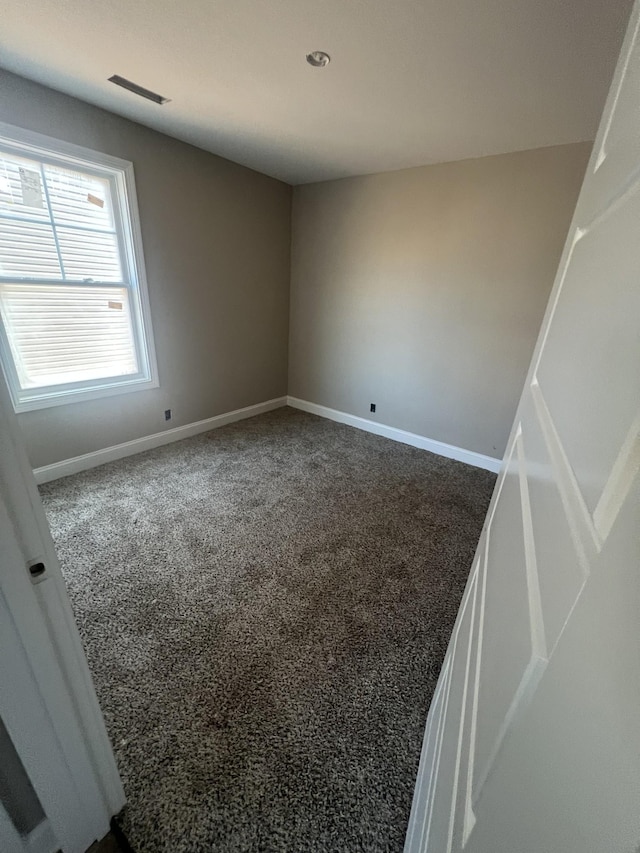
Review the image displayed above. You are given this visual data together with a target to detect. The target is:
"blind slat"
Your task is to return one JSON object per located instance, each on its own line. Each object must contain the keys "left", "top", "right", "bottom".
{"left": 0, "top": 283, "right": 139, "bottom": 388}
{"left": 57, "top": 227, "right": 122, "bottom": 282}
{"left": 0, "top": 152, "right": 122, "bottom": 281}
{"left": 0, "top": 219, "right": 61, "bottom": 279}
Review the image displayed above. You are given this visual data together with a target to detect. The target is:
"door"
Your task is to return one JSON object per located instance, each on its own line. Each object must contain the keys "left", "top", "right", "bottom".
{"left": 404, "top": 3, "right": 640, "bottom": 851}
{"left": 0, "top": 362, "right": 124, "bottom": 851}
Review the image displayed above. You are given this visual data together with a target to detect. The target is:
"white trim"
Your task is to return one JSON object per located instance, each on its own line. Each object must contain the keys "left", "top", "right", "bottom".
{"left": 13, "top": 373, "right": 159, "bottom": 413}
{"left": 34, "top": 397, "right": 288, "bottom": 484}
{"left": 33, "top": 395, "right": 501, "bottom": 484}
{"left": 0, "top": 121, "right": 158, "bottom": 413}
{"left": 286, "top": 397, "right": 502, "bottom": 473}
{"left": 122, "top": 158, "right": 159, "bottom": 400}
{"left": 0, "top": 119, "right": 134, "bottom": 174}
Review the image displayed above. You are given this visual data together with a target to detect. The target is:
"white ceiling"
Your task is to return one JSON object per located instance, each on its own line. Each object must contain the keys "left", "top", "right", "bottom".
{"left": 0, "top": 0, "right": 633, "bottom": 184}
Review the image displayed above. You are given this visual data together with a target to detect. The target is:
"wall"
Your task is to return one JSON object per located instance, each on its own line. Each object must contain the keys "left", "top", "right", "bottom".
{"left": 0, "top": 70, "right": 292, "bottom": 469}
{"left": 288, "top": 143, "right": 590, "bottom": 459}
{"left": 0, "top": 71, "right": 590, "bottom": 468}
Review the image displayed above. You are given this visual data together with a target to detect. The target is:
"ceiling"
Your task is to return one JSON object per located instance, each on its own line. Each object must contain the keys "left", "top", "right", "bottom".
{"left": 0, "top": 0, "right": 633, "bottom": 185}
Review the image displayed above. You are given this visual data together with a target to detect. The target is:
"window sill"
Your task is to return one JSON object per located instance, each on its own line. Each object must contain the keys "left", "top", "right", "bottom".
{"left": 14, "top": 375, "right": 159, "bottom": 413}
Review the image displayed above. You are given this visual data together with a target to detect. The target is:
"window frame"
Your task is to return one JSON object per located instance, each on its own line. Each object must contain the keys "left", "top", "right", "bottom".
{"left": 0, "top": 121, "right": 158, "bottom": 413}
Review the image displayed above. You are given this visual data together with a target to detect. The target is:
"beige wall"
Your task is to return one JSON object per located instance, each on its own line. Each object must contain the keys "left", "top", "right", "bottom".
{"left": 288, "top": 143, "right": 590, "bottom": 459}
{"left": 0, "top": 70, "right": 292, "bottom": 469}
{"left": 0, "top": 71, "right": 590, "bottom": 468}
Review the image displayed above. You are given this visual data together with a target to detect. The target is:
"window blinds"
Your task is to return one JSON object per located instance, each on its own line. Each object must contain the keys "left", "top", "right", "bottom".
{"left": 0, "top": 149, "right": 140, "bottom": 393}
{"left": 0, "top": 284, "right": 137, "bottom": 388}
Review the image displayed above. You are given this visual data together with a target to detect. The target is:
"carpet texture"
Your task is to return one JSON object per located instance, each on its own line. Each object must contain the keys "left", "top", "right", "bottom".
{"left": 40, "top": 408, "right": 496, "bottom": 853}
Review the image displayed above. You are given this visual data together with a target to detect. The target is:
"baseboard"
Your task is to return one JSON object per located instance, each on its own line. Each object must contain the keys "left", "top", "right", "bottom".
{"left": 286, "top": 397, "right": 502, "bottom": 473}
{"left": 34, "top": 394, "right": 500, "bottom": 484}
{"left": 33, "top": 396, "right": 288, "bottom": 484}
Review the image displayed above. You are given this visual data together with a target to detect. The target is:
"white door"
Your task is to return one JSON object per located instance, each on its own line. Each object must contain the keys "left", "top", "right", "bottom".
{"left": 405, "top": 3, "right": 640, "bottom": 851}
{"left": 0, "top": 366, "right": 124, "bottom": 851}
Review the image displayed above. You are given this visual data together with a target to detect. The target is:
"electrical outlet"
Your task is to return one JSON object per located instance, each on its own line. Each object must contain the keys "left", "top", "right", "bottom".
{"left": 370, "top": 403, "right": 376, "bottom": 413}
{"left": 164, "top": 409, "right": 172, "bottom": 421}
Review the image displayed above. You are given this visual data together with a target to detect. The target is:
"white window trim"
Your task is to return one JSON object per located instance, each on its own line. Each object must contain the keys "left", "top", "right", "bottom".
{"left": 0, "top": 121, "right": 159, "bottom": 413}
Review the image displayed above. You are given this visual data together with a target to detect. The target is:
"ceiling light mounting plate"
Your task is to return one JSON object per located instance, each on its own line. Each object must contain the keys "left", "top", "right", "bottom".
{"left": 306, "top": 51, "right": 331, "bottom": 68}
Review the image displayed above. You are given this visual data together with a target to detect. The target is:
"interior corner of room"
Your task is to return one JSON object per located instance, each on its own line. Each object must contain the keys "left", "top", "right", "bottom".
{"left": 0, "top": 68, "right": 591, "bottom": 478}
{"left": 1, "top": 0, "right": 638, "bottom": 849}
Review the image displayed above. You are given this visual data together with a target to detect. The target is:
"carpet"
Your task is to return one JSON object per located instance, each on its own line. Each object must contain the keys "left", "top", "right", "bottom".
{"left": 40, "top": 407, "right": 495, "bottom": 852}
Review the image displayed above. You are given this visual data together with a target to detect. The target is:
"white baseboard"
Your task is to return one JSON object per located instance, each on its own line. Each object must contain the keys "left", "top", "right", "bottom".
{"left": 33, "top": 396, "right": 288, "bottom": 484}
{"left": 287, "top": 396, "right": 502, "bottom": 473}
{"left": 34, "top": 394, "right": 501, "bottom": 484}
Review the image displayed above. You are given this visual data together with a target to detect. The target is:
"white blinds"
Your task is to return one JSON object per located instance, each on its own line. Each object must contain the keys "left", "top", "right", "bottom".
{"left": 0, "top": 219, "right": 61, "bottom": 279}
{"left": 0, "top": 283, "right": 138, "bottom": 389}
{"left": 0, "top": 148, "right": 140, "bottom": 396}
{"left": 0, "top": 153, "right": 122, "bottom": 282}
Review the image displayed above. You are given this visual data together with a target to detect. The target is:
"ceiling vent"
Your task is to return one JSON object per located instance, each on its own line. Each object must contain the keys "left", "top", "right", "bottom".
{"left": 108, "top": 75, "right": 171, "bottom": 105}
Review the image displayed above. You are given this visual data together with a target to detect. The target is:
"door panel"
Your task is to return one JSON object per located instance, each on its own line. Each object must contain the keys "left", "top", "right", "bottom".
{"left": 536, "top": 182, "right": 640, "bottom": 515}
{"left": 583, "top": 13, "right": 640, "bottom": 207}
{"left": 464, "top": 473, "right": 640, "bottom": 853}
{"left": 405, "top": 2, "right": 640, "bottom": 850}
{"left": 519, "top": 404, "right": 585, "bottom": 650}
{"left": 0, "top": 502, "right": 84, "bottom": 853}
{"left": 0, "top": 324, "right": 124, "bottom": 849}
{"left": 404, "top": 659, "right": 451, "bottom": 851}
{"left": 427, "top": 571, "right": 477, "bottom": 852}
{"left": 471, "top": 437, "right": 545, "bottom": 806}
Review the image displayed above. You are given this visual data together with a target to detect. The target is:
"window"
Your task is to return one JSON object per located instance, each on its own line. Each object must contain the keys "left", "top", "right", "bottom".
{"left": 0, "top": 124, "right": 157, "bottom": 412}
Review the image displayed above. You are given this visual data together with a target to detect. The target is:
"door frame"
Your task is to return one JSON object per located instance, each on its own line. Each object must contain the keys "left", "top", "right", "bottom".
{"left": 0, "top": 364, "right": 124, "bottom": 848}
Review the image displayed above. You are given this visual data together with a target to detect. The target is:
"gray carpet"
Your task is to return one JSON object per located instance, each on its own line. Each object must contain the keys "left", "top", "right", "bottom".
{"left": 40, "top": 408, "right": 495, "bottom": 853}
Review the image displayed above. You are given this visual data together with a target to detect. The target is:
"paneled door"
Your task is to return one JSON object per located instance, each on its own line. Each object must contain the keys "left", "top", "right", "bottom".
{"left": 404, "top": 3, "right": 640, "bottom": 851}
{"left": 0, "top": 339, "right": 124, "bottom": 849}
